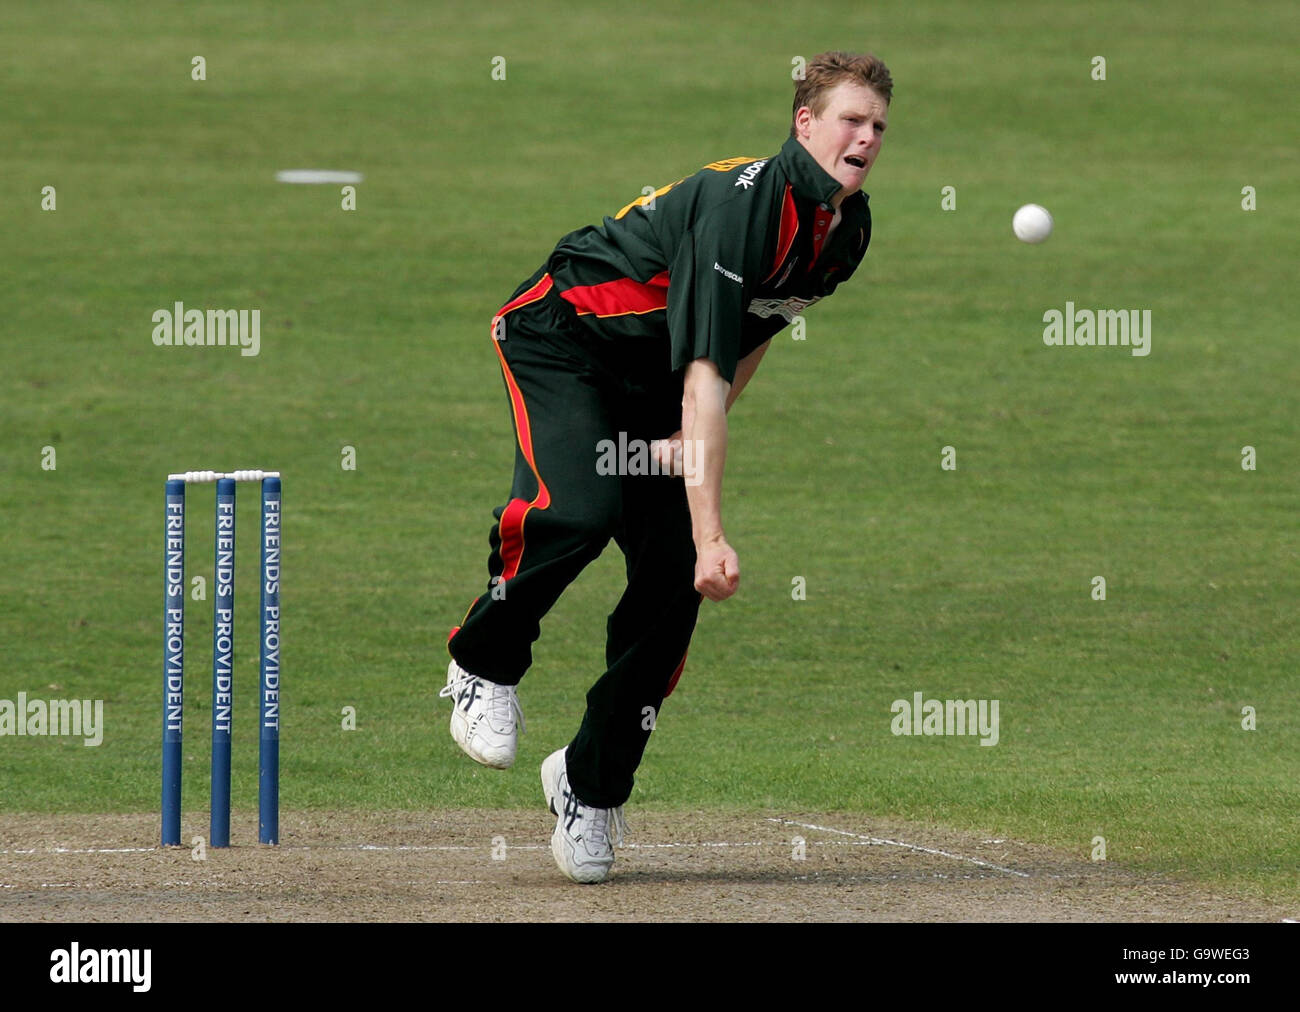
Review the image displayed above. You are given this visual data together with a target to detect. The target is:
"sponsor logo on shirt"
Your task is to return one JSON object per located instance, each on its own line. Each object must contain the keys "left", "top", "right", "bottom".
{"left": 733, "top": 160, "right": 768, "bottom": 189}
{"left": 713, "top": 262, "right": 744, "bottom": 285}
{"left": 747, "top": 295, "right": 822, "bottom": 322}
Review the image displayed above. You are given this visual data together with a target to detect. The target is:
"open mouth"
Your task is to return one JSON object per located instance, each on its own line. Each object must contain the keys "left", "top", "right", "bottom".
{"left": 844, "top": 154, "right": 867, "bottom": 169}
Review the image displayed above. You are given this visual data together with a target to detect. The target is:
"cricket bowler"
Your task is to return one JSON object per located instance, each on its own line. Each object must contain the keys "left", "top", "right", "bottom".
{"left": 442, "top": 51, "right": 892, "bottom": 882}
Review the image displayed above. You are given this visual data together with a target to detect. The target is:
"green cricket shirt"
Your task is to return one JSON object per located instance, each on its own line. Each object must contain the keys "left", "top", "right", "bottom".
{"left": 544, "top": 135, "right": 872, "bottom": 385}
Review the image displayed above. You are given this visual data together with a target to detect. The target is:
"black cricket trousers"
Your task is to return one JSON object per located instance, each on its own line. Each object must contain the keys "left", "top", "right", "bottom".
{"left": 447, "top": 266, "right": 702, "bottom": 808}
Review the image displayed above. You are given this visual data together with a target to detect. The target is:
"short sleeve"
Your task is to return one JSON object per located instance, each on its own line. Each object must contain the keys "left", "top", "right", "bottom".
{"left": 666, "top": 209, "right": 757, "bottom": 385}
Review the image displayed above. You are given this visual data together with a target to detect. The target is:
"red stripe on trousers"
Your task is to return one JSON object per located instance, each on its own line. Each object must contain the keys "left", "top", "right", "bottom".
{"left": 490, "top": 288, "right": 553, "bottom": 583}
{"left": 664, "top": 649, "right": 689, "bottom": 698}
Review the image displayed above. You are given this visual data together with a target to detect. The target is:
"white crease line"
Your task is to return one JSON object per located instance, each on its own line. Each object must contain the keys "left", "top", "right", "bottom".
{"left": 347, "top": 844, "right": 546, "bottom": 852}
{"left": 0, "top": 847, "right": 157, "bottom": 855}
{"left": 625, "top": 841, "right": 765, "bottom": 849}
{"left": 297, "top": 841, "right": 874, "bottom": 852}
{"left": 768, "top": 818, "right": 1031, "bottom": 878}
{"left": 0, "top": 844, "right": 528, "bottom": 855}
{"left": 331, "top": 842, "right": 867, "bottom": 852}
{"left": 1, "top": 883, "right": 84, "bottom": 889}
{"left": 2, "top": 840, "right": 875, "bottom": 856}
{"left": 793, "top": 872, "right": 1005, "bottom": 882}
{"left": 622, "top": 840, "right": 873, "bottom": 850}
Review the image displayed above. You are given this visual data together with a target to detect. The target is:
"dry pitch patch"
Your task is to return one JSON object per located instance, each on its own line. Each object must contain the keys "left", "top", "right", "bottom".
{"left": 0, "top": 811, "right": 1287, "bottom": 922}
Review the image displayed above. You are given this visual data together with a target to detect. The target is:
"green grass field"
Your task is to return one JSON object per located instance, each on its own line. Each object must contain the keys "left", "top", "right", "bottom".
{"left": 2, "top": 0, "right": 1297, "bottom": 904}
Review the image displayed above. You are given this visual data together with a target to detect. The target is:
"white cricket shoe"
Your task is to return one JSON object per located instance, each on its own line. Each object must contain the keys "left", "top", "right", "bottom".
{"left": 540, "top": 747, "right": 626, "bottom": 884}
{"left": 439, "top": 659, "right": 525, "bottom": 769}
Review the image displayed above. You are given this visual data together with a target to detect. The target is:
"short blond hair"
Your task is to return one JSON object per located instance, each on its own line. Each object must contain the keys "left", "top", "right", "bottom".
{"left": 791, "top": 51, "right": 893, "bottom": 138}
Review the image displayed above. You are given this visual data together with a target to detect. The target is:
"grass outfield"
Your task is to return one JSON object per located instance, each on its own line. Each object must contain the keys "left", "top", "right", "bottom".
{"left": 1, "top": 0, "right": 1297, "bottom": 904}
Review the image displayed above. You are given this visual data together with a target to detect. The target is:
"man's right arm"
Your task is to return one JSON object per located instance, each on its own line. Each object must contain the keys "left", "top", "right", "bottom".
{"left": 682, "top": 356, "right": 739, "bottom": 601}
{"left": 725, "top": 339, "right": 770, "bottom": 412}
{"left": 666, "top": 171, "right": 777, "bottom": 602}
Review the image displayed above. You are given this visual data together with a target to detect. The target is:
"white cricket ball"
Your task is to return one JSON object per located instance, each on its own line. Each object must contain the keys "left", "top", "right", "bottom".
{"left": 1012, "top": 203, "right": 1053, "bottom": 244}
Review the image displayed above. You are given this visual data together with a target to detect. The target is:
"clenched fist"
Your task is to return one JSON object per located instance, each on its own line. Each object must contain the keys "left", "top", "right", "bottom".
{"left": 694, "top": 535, "right": 739, "bottom": 601}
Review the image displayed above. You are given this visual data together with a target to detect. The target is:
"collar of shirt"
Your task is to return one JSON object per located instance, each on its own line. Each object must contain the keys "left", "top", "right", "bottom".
{"left": 776, "top": 135, "right": 869, "bottom": 228}
{"left": 776, "top": 135, "right": 845, "bottom": 203}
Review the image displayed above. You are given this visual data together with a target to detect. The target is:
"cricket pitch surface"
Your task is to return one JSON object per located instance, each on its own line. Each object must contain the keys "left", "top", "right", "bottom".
{"left": 0, "top": 811, "right": 1288, "bottom": 922}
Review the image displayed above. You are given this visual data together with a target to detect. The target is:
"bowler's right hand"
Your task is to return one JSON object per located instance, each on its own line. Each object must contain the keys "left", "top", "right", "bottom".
{"left": 694, "top": 535, "right": 739, "bottom": 601}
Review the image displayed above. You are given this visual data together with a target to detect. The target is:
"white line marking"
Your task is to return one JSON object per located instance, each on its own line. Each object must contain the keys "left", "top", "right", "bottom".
{"left": 0, "top": 847, "right": 158, "bottom": 855}
{"left": 1, "top": 840, "right": 876, "bottom": 857}
{"left": 768, "top": 818, "right": 1031, "bottom": 878}
{"left": 299, "top": 840, "right": 873, "bottom": 853}
{"left": 346, "top": 844, "right": 546, "bottom": 852}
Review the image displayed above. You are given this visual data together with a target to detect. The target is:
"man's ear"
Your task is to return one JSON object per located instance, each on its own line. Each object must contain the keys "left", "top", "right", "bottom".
{"left": 793, "top": 106, "right": 812, "bottom": 138}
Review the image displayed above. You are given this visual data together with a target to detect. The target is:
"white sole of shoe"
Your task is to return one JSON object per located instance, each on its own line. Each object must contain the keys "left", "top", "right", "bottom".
{"left": 451, "top": 718, "right": 514, "bottom": 769}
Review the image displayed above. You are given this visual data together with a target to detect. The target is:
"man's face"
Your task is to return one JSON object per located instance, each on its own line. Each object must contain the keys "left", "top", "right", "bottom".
{"left": 794, "top": 81, "right": 888, "bottom": 205}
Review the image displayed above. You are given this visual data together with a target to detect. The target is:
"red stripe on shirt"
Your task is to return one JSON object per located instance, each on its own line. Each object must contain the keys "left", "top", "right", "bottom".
{"left": 557, "top": 270, "right": 670, "bottom": 318}
{"left": 763, "top": 184, "right": 800, "bottom": 284}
